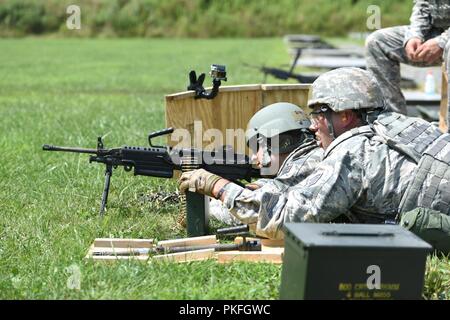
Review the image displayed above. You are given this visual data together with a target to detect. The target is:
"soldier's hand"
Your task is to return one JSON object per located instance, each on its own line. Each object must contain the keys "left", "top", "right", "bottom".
{"left": 405, "top": 37, "right": 423, "bottom": 62}
{"left": 177, "top": 169, "right": 222, "bottom": 197}
{"left": 245, "top": 182, "right": 262, "bottom": 191}
{"left": 414, "top": 38, "right": 443, "bottom": 64}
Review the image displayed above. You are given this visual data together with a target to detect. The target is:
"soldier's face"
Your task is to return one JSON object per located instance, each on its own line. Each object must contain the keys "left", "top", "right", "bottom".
{"left": 251, "top": 147, "right": 288, "bottom": 177}
{"left": 309, "top": 106, "right": 335, "bottom": 150}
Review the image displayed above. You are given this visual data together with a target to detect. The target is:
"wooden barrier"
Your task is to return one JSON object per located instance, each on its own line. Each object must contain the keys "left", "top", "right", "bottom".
{"left": 165, "top": 84, "right": 310, "bottom": 150}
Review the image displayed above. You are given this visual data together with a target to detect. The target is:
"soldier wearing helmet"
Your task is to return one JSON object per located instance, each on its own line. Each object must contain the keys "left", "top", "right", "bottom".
{"left": 245, "top": 102, "right": 315, "bottom": 177}
{"left": 179, "top": 68, "right": 450, "bottom": 247}
{"left": 211, "top": 67, "right": 422, "bottom": 239}
{"left": 307, "top": 67, "right": 386, "bottom": 150}
{"left": 178, "top": 102, "right": 323, "bottom": 227}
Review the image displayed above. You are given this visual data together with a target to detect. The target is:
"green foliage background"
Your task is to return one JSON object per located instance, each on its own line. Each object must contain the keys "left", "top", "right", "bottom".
{"left": 0, "top": 0, "right": 413, "bottom": 37}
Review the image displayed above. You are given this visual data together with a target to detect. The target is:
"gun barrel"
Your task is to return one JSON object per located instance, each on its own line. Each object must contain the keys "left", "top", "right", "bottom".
{"left": 42, "top": 144, "right": 98, "bottom": 154}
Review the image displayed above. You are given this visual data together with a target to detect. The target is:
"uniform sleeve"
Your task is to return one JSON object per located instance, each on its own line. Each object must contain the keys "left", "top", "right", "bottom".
{"left": 253, "top": 150, "right": 364, "bottom": 239}
{"left": 404, "top": 0, "right": 431, "bottom": 45}
{"left": 434, "top": 28, "right": 450, "bottom": 49}
{"left": 222, "top": 148, "right": 323, "bottom": 233}
{"left": 246, "top": 178, "right": 272, "bottom": 189}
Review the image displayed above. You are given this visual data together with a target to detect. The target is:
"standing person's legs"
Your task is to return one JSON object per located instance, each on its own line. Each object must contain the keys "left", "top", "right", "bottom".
{"left": 366, "top": 26, "right": 410, "bottom": 114}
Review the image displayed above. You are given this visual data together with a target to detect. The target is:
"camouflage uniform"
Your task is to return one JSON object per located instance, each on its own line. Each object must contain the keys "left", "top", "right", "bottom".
{"left": 214, "top": 139, "right": 322, "bottom": 228}
{"left": 217, "top": 68, "right": 450, "bottom": 244}
{"left": 366, "top": 0, "right": 450, "bottom": 128}
{"left": 373, "top": 111, "right": 450, "bottom": 216}
{"left": 208, "top": 102, "right": 322, "bottom": 226}
{"left": 226, "top": 124, "right": 417, "bottom": 239}
{"left": 223, "top": 68, "right": 427, "bottom": 239}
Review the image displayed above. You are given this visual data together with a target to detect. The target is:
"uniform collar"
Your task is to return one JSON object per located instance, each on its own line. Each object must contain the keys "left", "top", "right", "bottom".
{"left": 323, "top": 125, "right": 374, "bottom": 158}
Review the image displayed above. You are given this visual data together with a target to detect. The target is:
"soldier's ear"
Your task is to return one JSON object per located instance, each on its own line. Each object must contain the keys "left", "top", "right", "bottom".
{"left": 340, "top": 110, "right": 354, "bottom": 126}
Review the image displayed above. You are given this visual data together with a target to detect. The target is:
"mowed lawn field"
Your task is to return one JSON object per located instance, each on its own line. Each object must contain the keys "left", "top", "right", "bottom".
{"left": 0, "top": 38, "right": 448, "bottom": 299}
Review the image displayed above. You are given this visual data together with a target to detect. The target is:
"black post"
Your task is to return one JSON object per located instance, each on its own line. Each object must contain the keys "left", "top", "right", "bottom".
{"left": 185, "top": 192, "right": 209, "bottom": 236}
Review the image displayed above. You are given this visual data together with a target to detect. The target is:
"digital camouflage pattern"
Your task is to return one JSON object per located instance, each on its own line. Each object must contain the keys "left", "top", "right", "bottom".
{"left": 227, "top": 125, "right": 417, "bottom": 239}
{"left": 210, "top": 139, "right": 323, "bottom": 228}
{"left": 366, "top": 0, "right": 450, "bottom": 127}
{"left": 407, "top": 0, "right": 450, "bottom": 43}
{"left": 214, "top": 65, "right": 450, "bottom": 240}
{"left": 307, "top": 67, "right": 385, "bottom": 112}
{"left": 246, "top": 102, "right": 312, "bottom": 168}
{"left": 373, "top": 111, "right": 450, "bottom": 216}
{"left": 209, "top": 102, "right": 322, "bottom": 226}
{"left": 245, "top": 102, "right": 311, "bottom": 141}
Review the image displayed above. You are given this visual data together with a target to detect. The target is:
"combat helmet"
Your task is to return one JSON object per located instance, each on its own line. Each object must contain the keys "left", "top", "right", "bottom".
{"left": 308, "top": 67, "right": 385, "bottom": 113}
{"left": 308, "top": 67, "right": 385, "bottom": 137}
{"left": 245, "top": 102, "right": 312, "bottom": 165}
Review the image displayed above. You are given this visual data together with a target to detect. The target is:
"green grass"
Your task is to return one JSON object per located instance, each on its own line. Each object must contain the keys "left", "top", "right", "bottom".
{"left": 0, "top": 38, "right": 289, "bottom": 299}
{"left": 0, "top": 38, "right": 449, "bottom": 300}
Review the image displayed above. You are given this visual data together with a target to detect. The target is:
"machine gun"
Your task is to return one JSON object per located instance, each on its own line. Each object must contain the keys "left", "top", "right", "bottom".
{"left": 243, "top": 49, "right": 318, "bottom": 84}
{"left": 42, "top": 128, "right": 260, "bottom": 222}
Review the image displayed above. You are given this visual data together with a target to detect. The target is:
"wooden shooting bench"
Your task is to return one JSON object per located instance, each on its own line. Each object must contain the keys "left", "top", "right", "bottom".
{"left": 165, "top": 84, "right": 310, "bottom": 150}
{"left": 85, "top": 236, "right": 284, "bottom": 264}
{"left": 164, "top": 84, "right": 310, "bottom": 237}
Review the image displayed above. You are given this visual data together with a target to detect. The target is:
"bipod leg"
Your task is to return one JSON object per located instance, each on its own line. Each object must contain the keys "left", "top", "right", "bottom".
{"left": 99, "top": 164, "right": 113, "bottom": 217}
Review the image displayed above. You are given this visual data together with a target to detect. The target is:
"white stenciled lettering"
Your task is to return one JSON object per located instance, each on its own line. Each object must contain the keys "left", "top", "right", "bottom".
{"left": 366, "top": 265, "right": 381, "bottom": 290}
{"left": 66, "top": 5, "right": 81, "bottom": 30}
{"left": 366, "top": 5, "right": 381, "bottom": 30}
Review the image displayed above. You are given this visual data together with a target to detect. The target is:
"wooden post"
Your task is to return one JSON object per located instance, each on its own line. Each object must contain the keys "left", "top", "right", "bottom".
{"left": 440, "top": 62, "right": 448, "bottom": 133}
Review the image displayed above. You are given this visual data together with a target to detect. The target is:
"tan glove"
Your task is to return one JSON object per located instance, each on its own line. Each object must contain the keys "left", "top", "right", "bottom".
{"left": 177, "top": 169, "right": 222, "bottom": 197}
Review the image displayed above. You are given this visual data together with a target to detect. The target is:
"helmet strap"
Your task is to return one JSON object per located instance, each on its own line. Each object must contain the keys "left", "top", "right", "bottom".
{"left": 324, "top": 111, "right": 337, "bottom": 139}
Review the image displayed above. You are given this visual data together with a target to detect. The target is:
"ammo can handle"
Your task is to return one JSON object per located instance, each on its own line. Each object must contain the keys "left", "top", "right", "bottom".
{"left": 322, "top": 231, "right": 395, "bottom": 237}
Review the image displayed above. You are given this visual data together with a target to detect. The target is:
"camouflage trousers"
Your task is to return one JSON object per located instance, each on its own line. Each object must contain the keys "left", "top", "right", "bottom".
{"left": 366, "top": 26, "right": 450, "bottom": 131}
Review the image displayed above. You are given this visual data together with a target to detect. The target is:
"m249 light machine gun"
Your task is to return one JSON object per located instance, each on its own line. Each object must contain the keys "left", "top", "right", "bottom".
{"left": 43, "top": 128, "right": 260, "bottom": 235}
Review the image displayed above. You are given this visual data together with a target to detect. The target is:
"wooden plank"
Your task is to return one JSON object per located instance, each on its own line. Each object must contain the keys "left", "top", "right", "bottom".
{"left": 89, "top": 247, "right": 151, "bottom": 255}
{"left": 440, "top": 63, "right": 448, "bottom": 133}
{"left": 233, "top": 237, "right": 259, "bottom": 244}
{"left": 165, "top": 83, "right": 311, "bottom": 158}
{"left": 165, "top": 88, "right": 262, "bottom": 152}
{"left": 261, "top": 84, "right": 310, "bottom": 91}
{"left": 217, "top": 251, "right": 284, "bottom": 264}
{"left": 151, "top": 249, "right": 215, "bottom": 263}
{"left": 262, "top": 88, "right": 311, "bottom": 114}
{"left": 261, "top": 238, "right": 284, "bottom": 247}
{"left": 165, "top": 85, "right": 262, "bottom": 101}
{"left": 89, "top": 255, "right": 149, "bottom": 262}
{"left": 158, "top": 235, "right": 217, "bottom": 248}
{"left": 93, "top": 238, "right": 154, "bottom": 248}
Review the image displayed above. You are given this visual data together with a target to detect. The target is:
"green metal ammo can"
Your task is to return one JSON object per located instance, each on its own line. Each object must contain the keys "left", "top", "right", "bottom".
{"left": 280, "top": 223, "right": 432, "bottom": 300}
